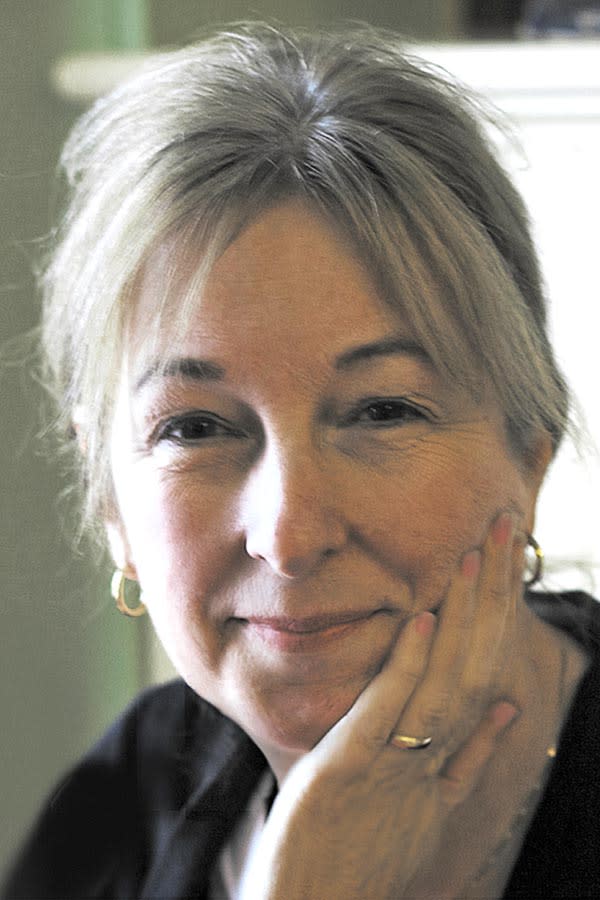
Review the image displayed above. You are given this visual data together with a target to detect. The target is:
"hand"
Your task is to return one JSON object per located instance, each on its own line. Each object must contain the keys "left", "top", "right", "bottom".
{"left": 239, "top": 513, "right": 524, "bottom": 900}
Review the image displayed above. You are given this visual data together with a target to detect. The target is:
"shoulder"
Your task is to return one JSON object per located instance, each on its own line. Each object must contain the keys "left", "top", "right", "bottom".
{"left": 1, "top": 680, "right": 242, "bottom": 899}
{"left": 534, "top": 591, "right": 600, "bottom": 824}
{"left": 526, "top": 589, "right": 600, "bottom": 655}
{"left": 507, "top": 597, "right": 600, "bottom": 898}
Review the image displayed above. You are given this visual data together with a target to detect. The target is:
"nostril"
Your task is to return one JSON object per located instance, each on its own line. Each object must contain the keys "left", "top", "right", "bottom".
{"left": 279, "top": 560, "right": 306, "bottom": 579}
{"left": 249, "top": 542, "right": 344, "bottom": 580}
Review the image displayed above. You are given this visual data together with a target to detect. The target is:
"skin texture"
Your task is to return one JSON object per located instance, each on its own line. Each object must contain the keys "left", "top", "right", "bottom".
{"left": 108, "top": 202, "right": 551, "bottom": 773}
{"left": 106, "top": 202, "right": 587, "bottom": 896}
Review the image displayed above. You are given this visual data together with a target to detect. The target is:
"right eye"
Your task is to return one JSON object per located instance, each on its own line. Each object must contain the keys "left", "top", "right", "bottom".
{"left": 155, "top": 412, "right": 244, "bottom": 445}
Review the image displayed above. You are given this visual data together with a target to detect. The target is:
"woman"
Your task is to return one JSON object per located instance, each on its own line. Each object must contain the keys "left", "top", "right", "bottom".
{"left": 4, "top": 22, "right": 599, "bottom": 900}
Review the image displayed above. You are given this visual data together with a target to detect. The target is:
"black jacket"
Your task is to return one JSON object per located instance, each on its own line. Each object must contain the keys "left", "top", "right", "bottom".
{"left": 3, "top": 591, "right": 600, "bottom": 899}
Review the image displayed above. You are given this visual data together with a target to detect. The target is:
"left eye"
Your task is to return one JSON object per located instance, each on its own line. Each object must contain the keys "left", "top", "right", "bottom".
{"left": 348, "top": 399, "right": 428, "bottom": 426}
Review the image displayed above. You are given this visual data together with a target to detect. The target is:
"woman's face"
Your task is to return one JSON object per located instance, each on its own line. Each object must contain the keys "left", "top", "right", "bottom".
{"left": 109, "top": 202, "right": 546, "bottom": 762}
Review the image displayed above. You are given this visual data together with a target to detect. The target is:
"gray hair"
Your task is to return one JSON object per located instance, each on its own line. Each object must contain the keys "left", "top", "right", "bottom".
{"left": 41, "top": 22, "right": 569, "bottom": 537}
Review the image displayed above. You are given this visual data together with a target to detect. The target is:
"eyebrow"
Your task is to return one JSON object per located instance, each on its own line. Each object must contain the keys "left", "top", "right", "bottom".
{"left": 334, "top": 337, "right": 433, "bottom": 370}
{"left": 135, "top": 336, "right": 432, "bottom": 392}
{"left": 134, "top": 357, "right": 226, "bottom": 392}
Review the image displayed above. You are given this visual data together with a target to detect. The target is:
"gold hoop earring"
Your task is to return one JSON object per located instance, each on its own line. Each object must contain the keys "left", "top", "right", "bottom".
{"left": 525, "top": 535, "right": 544, "bottom": 587}
{"left": 111, "top": 569, "right": 147, "bottom": 618}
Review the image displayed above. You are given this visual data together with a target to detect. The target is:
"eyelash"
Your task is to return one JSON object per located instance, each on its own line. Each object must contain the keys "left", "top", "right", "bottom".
{"left": 153, "top": 398, "right": 430, "bottom": 447}
{"left": 344, "top": 398, "right": 430, "bottom": 427}
{"left": 154, "top": 412, "right": 245, "bottom": 445}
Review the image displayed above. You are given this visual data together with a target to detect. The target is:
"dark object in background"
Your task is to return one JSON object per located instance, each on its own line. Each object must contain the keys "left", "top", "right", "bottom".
{"left": 466, "top": 0, "right": 526, "bottom": 36}
{"left": 466, "top": 0, "right": 600, "bottom": 36}
{"left": 520, "top": 0, "right": 600, "bottom": 35}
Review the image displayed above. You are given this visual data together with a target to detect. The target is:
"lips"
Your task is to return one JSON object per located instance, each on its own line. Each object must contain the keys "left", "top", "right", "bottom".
{"left": 241, "top": 610, "right": 383, "bottom": 633}
{"left": 235, "top": 608, "right": 395, "bottom": 652}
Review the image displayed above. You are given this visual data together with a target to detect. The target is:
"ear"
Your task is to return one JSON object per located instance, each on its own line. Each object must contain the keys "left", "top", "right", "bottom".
{"left": 105, "top": 519, "right": 138, "bottom": 582}
{"left": 522, "top": 429, "right": 554, "bottom": 533}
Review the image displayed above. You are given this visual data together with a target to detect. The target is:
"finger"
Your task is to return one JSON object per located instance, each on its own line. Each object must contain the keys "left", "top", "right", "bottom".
{"left": 460, "top": 512, "right": 519, "bottom": 703}
{"left": 438, "top": 700, "right": 519, "bottom": 809}
{"left": 319, "top": 611, "right": 437, "bottom": 763}
{"left": 391, "top": 510, "right": 521, "bottom": 751}
{"left": 395, "top": 548, "right": 480, "bottom": 742}
{"left": 511, "top": 528, "right": 529, "bottom": 596}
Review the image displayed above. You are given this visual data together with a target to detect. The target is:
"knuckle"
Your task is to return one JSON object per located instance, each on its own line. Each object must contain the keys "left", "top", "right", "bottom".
{"left": 422, "top": 709, "right": 446, "bottom": 733}
{"left": 420, "top": 692, "right": 453, "bottom": 732}
{"left": 395, "top": 664, "right": 423, "bottom": 692}
{"left": 463, "top": 684, "right": 490, "bottom": 713}
{"left": 440, "top": 775, "right": 471, "bottom": 808}
{"left": 353, "top": 727, "right": 381, "bottom": 757}
{"left": 447, "top": 611, "right": 473, "bottom": 634}
{"left": 462, "top": 674, "right": 490, "bottom": 718}
{"left": 486, "top": 582, "right": 508, "bottom": 604}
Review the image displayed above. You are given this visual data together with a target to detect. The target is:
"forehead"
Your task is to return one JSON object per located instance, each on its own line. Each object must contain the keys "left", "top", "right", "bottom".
{"left": 129, "top": 202, "right": 407, "bottom": 367}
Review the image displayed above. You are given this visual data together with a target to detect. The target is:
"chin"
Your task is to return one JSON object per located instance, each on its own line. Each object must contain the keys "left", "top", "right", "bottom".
{"left": 235, "top": 679, "right": 368, "bottom": 755}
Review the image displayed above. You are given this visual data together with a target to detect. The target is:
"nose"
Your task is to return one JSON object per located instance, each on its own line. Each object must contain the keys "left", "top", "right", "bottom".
{"left": 241, "top": 441, "right": 349, "bottom": 579}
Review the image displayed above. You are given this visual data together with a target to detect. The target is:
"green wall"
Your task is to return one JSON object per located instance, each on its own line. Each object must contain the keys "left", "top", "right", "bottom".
{"left": 1, "top": 0, "right": 153, "bottom": 874}
{"left": 149, "top": 0, "right": 462, "bottom": 41}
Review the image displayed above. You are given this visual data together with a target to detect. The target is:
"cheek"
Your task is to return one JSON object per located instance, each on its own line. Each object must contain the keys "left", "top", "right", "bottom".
{"left": 352, "top": 439, "right": 529, "bottom": 605}
{"left": 116, "top": 474, "right": 240, "bottom": 686}
{"left": 114, "top": 465, "right": 235, "bottom": 608}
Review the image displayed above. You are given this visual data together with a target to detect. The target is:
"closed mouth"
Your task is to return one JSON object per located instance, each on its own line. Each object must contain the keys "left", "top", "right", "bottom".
{"left": 237, "top": 609, "right": 392, "bottom": 633}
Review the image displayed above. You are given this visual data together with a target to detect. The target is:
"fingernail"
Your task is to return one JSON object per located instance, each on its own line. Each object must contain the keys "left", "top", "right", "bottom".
{"left": 491, "top": 701, "right": 520, "bottom": 729}
{"left": 492, "top": 513, "right": 514, "bottom": 547}
{"left": 415, "top": 611, "right": 436, "bottom": 637}
{"left": 462, "top": 549, "right": 481, "bottom": 579}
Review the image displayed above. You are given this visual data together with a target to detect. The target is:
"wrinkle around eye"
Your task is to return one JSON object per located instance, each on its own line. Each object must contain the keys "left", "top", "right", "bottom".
{"left": 129, "top": 406, "right": 257, "bottom": 476}
{"left": 333, "top": 426, "right": 433, "bottom": 470}
{"left": 146, "top": 424, "right": 256, "bottom": 480}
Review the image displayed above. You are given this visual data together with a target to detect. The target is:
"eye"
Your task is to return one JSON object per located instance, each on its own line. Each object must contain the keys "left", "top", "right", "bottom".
{"left": 347, "top": 398, "right": 430, "bottom": 427}
{"left": 155, "top": 412, "right": 244, "bottom": 445}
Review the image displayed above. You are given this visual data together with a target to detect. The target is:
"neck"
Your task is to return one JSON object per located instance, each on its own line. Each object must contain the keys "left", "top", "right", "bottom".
{"left": 256, "top": 741, "right": 305, "bottom": 786}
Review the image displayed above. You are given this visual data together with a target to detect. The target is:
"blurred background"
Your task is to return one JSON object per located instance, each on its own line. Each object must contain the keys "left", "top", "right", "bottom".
{"left": 2, "top": 0, "right": 599, "bottom": 875}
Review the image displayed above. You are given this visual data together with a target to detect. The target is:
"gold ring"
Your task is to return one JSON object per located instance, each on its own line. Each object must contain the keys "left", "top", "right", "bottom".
{"left": 390, "top": 734, "right": 433, "bottom": 750}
